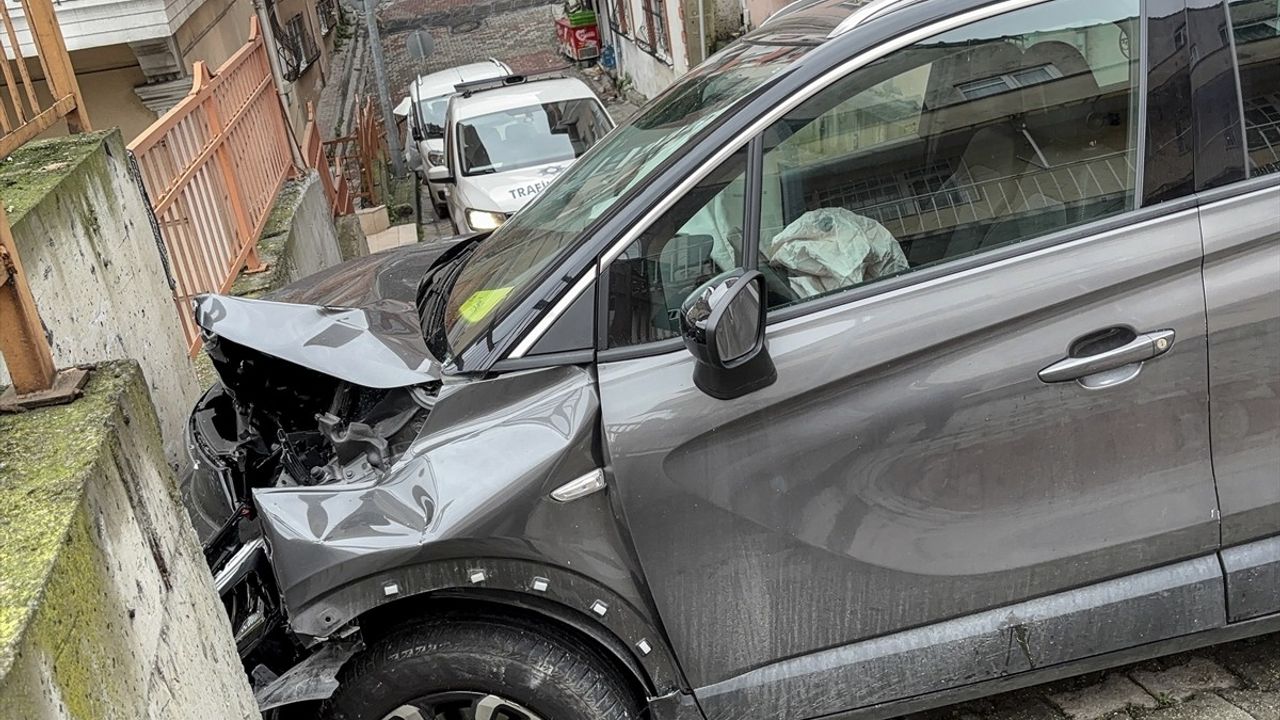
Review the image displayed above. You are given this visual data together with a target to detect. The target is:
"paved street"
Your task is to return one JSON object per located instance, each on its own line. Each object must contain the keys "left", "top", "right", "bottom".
{"left": 378, "top": 0, "right": 566, "bottom": 103}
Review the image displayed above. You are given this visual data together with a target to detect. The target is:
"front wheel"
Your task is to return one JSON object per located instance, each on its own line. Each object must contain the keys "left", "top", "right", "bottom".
{"left": 321, "top": 616, "right": 643, "bottom": 720}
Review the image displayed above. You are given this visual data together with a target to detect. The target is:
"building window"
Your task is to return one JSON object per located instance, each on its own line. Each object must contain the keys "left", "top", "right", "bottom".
{"left": 612, "top": 0, "right": 629, "bottom": 36}
{"left": 280, "top": 13, "right": 320, "bottom": 80}
{"left": 317, "top": 0, "right": 338, "bottom": 35}
{"left": 639, "top": 0, "right": 670, "bottom": 59}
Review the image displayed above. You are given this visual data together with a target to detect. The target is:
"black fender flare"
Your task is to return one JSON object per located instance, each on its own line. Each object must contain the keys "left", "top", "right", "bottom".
{"left": 288, "top": 556, "right": 688, "bottom": 697}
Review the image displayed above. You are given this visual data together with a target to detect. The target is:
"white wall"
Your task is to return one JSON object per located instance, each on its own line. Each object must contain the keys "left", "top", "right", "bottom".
{"left": 601, "top": 0, "right": 691, "bottom": 99}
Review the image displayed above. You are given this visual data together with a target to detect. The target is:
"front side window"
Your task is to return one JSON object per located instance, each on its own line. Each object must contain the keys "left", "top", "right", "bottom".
{"left": 1228, "top": 0, "right": 1280, "bottom": 176}
{"left": 606, "top": 149, "right": 750, "bottom": 347}
{"left": 442, "top": 38, "right": 813, "bottom": 356}
{"left": 457, "top": 98, "right": 613, "bottom": 176}
{"left": 757, "top": 0, "right": 1142, "bottom": 308}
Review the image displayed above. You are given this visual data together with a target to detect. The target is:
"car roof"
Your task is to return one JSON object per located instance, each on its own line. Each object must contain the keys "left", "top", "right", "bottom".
{"left": 409, "top": 60, "right": 510, "bottom": 101}
{"left": 745, "top": 0, "right": 926, "bottom": 45}
{"left": 449, "top": 77, "right": 601, "bottom": 120}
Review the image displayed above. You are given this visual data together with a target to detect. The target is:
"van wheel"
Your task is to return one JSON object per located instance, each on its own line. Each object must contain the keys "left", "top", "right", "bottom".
{"left": 433, "top": 203, "right": 449, "bottom": 220}
{"left": 321, "top": 616, "right": 643, "bottom": 720}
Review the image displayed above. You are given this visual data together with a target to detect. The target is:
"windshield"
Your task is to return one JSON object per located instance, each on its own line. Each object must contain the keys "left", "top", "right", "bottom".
{"left": 459, "top": 98, "right": 613, "bottom": 176}
{"left": 416, "top": 97, "right": 449, "bottom": 138}
{"left": 440, "top": 40, "right": 812, "bottom": 356}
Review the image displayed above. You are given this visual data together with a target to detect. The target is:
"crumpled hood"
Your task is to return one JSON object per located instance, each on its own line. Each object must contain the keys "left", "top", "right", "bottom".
{"left": 193, "top": 241, "right": 464, "bottom": 388}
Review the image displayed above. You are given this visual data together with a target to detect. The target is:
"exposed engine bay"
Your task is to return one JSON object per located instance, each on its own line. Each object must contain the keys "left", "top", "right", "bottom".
{"left": 182, "top": 292, "right": 442, "bottom": 688}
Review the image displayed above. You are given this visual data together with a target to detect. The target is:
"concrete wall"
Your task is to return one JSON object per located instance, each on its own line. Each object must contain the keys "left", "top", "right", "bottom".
{"left": 742, "top": 0, "right": 787, "bottom": 28}
{"left": 20, "top": 46, "right": 155, "bottom": 145}
{"left": 231, "top": 170, "right": 353, "bottom": 298}
{"left": 0, "top": 130, "right": 204, "bottom": 463}
{"left": 176, "top": 0, "right": 256, "bottom": 71}
{"left": 0, "top": 361, "right": 260, "bottom": 720}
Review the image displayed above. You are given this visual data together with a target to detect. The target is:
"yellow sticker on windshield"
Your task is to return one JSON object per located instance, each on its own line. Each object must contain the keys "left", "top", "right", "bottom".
{"left": 458, "top": 287, "right": 514, "bottom": 323}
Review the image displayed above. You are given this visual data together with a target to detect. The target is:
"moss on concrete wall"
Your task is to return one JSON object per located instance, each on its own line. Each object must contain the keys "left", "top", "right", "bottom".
{"left": 0, "top": 363, "right": 134, "bottom": 681}
{"left": 0, "top": 130, "right": 204, "bottom": 464}
{"left": 0, "top": 131, "right": 110, "bottom": 225}
{"left": 0, "top": 361, "right": 259, "bottom": 719}
{"left": 230, "top": 170, "right": 344, "bottom": 299}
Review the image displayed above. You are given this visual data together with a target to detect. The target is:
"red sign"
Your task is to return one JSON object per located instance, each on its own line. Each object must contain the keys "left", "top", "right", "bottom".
{"left": 556, "top": 18, "right": 601, "bottom": 61}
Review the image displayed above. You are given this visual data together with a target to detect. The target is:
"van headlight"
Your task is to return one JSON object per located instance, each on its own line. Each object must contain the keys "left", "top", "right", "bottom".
{"left": 426, "top": 150, "right": 445, "bottom": 167}
{"left": 465, "top": 209, "right": 507, "bottom": 231}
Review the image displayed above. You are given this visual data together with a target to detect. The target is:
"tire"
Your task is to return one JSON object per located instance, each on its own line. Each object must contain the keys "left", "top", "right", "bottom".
{"left": 321, "top": 615, "right": 643, "bottom": 720}
{"left": 433, "top": 203, "right": 449, "bottom": 220}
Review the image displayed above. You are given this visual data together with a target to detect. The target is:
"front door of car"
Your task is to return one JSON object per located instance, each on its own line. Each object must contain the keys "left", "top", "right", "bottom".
{"left": 595, "top": 1, "right": 1222, "bottom": 718}
{"left": 1194, "top": 0, "right": 1280, "bottom": 622}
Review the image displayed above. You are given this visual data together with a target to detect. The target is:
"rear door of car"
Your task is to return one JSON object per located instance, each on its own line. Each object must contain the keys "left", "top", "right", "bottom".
{"left": 1190, "top": 0, "right": 1280, "bottom": 623}
{"left": 595, "top": 1, "right": 1224, "bottom": 717}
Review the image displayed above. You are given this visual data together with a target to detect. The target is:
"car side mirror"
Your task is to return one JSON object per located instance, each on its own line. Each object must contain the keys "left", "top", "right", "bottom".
{"left": 427, "top": 164, "right": 455, "bottom": 184}
{"left": 680, "top": 269, "right": 777, "bottom": 400}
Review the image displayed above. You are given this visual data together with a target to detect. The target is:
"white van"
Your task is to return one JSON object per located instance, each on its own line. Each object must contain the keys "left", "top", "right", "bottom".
{"left": 395, "top": 59, "right": 511, "bottom": 218}
{"left": 428, "top": 75, "right": 613, "bottom": 234}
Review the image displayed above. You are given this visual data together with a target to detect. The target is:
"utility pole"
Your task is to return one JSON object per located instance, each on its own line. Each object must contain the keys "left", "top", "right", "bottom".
{"left": 361, "top": 0, "right": 405, "bottom": 176}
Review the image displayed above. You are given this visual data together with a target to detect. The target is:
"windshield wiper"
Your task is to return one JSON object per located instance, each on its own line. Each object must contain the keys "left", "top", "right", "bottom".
{"left": 416, "top": 240, "right": 480, "bottom": 362}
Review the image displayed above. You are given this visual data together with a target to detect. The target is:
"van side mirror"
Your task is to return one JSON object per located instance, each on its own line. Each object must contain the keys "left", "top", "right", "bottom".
{"left": 679, "top": 269, "right": 777, "bottom": 400}
{"left": 427, "top": 164, "right": 455, "bottom": 184}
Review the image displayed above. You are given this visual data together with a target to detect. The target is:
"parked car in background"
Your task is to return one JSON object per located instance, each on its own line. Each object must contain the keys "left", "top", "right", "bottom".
{"left": 427, "top": 74, "right": 613, "bottom": 234}
{"left": 395, "top": 59, "right": 511, "bottom": 219}
{"left": 183, "top": 0, "right": 1279, "bottom": 718}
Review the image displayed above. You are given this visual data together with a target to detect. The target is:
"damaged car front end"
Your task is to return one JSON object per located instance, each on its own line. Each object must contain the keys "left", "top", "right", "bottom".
{"left": 179, "top": 241, "right": 690, "bottom": 718}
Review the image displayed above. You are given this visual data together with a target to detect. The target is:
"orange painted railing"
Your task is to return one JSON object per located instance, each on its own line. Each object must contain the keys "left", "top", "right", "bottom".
{"left": 302, "top": 102, "right": 354, "bottom": 216}
{"left": 0, "top": 0, "right": 91, "bottom": 396}
{"left": 128, "top": 17, "right": 295, "bottom": 352}
{"left": 320, "top": 97, "right": 385, "bottom": 209}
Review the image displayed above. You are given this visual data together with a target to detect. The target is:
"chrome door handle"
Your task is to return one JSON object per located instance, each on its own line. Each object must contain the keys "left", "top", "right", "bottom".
{"left": 1039, "top": 329, "right": 1176, "bottom": 383}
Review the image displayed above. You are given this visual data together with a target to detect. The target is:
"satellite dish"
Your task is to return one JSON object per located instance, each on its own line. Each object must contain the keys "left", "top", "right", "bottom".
{"left": 406, "top": 30, "right": 435, "bottom": 61}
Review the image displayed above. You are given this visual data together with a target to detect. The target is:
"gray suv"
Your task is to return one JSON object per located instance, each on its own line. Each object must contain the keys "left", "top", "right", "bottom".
{"left": 181, "top": 0, "right": 1280, "bottom": 717}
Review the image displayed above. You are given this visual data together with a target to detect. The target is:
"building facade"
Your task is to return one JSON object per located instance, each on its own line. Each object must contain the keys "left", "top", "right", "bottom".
{"left": 595, "top": 0, "right": 790, "bottom": 99}
{"left": 4, "top": 0, "right": 336, "bottom": 141}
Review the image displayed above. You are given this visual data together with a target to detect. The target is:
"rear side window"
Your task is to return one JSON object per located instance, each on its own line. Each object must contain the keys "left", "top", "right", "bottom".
{"left": 755, "top": 0, "right": 1142, "bottom": 309}
{"left": 1228, "top": 0, "right": 1280, "bottom": 177}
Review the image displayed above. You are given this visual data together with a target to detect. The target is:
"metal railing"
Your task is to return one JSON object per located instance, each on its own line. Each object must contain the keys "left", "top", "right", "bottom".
{"left": 128, "top": 17, "right": 296, "bottom": 353}
{"left": 302, "top": 102, "right": 354, "bottom": 216}
{"left": 323, "top": 97, "right": 385, "bottom": 208}
{"left": 0, "top": 0, "right": 91, "bottom": 397}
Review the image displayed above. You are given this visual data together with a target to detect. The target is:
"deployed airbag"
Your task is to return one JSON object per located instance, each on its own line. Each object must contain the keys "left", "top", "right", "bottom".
{"left": 763, "top": 207, "right": 909, "bottom": 298}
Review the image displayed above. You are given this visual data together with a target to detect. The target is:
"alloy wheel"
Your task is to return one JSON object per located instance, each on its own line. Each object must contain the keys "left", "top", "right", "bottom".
{"left": 380, "top": 692, "right": 546, "bottom": 720}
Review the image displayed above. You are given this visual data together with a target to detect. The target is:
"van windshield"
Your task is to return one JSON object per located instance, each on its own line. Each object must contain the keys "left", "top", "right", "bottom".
{"left": 441, "top": 40, "right": 813, "bottom": 356}
{"left": 458, "top": 98, "right": 613, "bottom": 175}
{"left": 416, "top": 97, "right": 449, "bottom": 138}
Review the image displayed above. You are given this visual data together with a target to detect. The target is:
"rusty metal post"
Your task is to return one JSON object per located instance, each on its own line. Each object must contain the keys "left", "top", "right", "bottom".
{"left": 19, "top": 0, "right": 90, "bottom": 134}
{"left": 0, "top": 204, "right": 55, "bottom": 393}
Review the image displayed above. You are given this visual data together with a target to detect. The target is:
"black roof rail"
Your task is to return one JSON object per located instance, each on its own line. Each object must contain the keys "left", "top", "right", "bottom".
{"left": 454, "top": 70, "right": 568, "bottom": 97}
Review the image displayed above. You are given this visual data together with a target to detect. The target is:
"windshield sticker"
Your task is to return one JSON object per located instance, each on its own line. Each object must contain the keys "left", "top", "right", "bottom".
{"left": 458, "top": 287, "right": 514, "bottom": 322}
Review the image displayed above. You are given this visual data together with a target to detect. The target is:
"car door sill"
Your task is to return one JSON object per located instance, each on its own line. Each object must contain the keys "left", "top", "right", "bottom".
{"left": 831, "top": 610, "right": 1280, "bottom": 720}
{"left": 695, "top": 555, "right": 1227, "bottom": 720}
{"left": 1221, "top": 535, "right": 1280, "bottom": 623}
